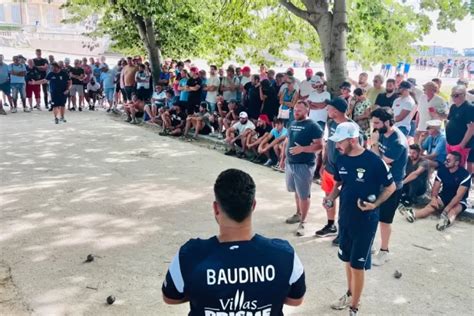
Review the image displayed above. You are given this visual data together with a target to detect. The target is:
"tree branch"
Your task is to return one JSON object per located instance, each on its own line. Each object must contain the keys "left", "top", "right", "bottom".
{"left": 279, "top": 0, "right": 310, "bottom": 21}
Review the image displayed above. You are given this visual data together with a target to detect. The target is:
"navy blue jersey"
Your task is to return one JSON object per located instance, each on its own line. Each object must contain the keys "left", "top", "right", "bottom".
{"left": 436, "top": 165, "right": 471, "bottom": 204}
{"left": 286, "top": 119, "right": 323, "bottom": 165}
{"left": 334, "top": 150, "right": 393, "bottom": 229}
{"left": 46, "top": 71, "right": 70, "bottom": 98}
{"left": 162, "top": 234, "right": 305, "bottom": 316}
{"left": 378, "top": 127, "right": 408, "bottom": 190}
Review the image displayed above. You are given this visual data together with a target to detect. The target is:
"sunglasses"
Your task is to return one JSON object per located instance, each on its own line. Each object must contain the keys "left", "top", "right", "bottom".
{"left": 451, "top": 93, "right": 464, "bottom": 98}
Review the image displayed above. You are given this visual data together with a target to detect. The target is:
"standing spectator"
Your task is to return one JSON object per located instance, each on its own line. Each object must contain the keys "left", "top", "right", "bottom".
{"left": 199, "top": 69, "right": 207, "bottom": 102}
{"left": 349, "top": 72, "right": 371, "bottom": 93}
{"left": 41, "top": 62, "right": 71, "bottom": 124}
{"left": 100, "top": 64, "right": 116, "bottom": 112}
{"left": 121, "top": 58, "right": 138, "bottom": 102}
{"left": 221, "top": 67, "right": 238, "bottom": 103}
{"left": 9, "top": 55, "right": 28, "bottom": 113}
{"left": 33, "top": 49, "right": 49, "bottom": 109}
{"left": 326, "top": 122, "right": 395, "bottom": 316}
{"left": 437, "top": 60, "right": 445, "bottom": 78}
{"left": 279, "top": 76, "right": 299, "bottom": 126}
{"left": 457, "top": 78, "right": 474, "bottom": 104}
{"left": 415, "top": 81, "right": 447, "bottom": 143}
{"left": 349, "top": 88, "right": 372, "bottom": 141}
{"left": 339, "top": 81, "right": 352, "bottom": 104}
{"left": 25, "top": 59, "right": 42, "bottom": 110}
{"left": 307, "top": 76, "right": 330, "bottom": 131}
{"left": 186, "top": 67, "right": 202, "bottom": 115}
{"left": 374, "top": 79, "right": 398, "bottom": 109}
{"left": 69, "top": 59, "right": 85, "bottom": 111}
{"left": 299, "top": 68, "right": 315, "bottom": 99}
{"left": 114, "top": 59, "right": 126, "bottom": 108}
{"left": 135, "top": 63, "right": 151, "bottom": 102}
{"left": 421, "top": 119, "right": 447, "bottom": 169}
{"left": 285, "top": 101, "right": 323, "bottom": 236}
{"left": 260, "top": 79, "right": 279, "bottom": 121}
{"left": 162, "top": 169, "right": 306, "bottom": 314}
{"left": 205, "top": 65, "right": 220, "bottom": 113}
{"left": 245, "top": 74, "right": 262, "bottom": 120}
{"left": 0, "top": 54, "right": 13, "bottom": 114}
{"left": 81, "top": 57, "right": 92, "bottom": 105}
{"left": 177, "top": 69, "right": 190, "bottom": 110}
{"left": 445, "top": 85, "right": 474, "bottom": 168}
{"left": 239, "top": 66, "right": 252, "bottom": 103}
{"left": 392, "top": 81, "right": 415, "bottom": 136}
{"left": 366, "top": 75, "right": 385, "bottom": 106}
{"left": 370, "top": 107, "right": 408, "bottom": 266}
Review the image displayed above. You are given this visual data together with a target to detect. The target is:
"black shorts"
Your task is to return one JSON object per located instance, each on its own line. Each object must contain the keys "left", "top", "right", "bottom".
{"left": 467, "top": 148, "right": 474, "bottom": 163}
{"left": 136, "top": 88, "right": 148, "bottom": 101}
{"left": 338, "top": 223, "right": 377, "bottom": 270}
{"left": 379, "top": 189, "right": 403, "bottom": 224}
{"left": 199, "top": 124, "right": 212, "bottom": 135}
{"left": 51, "top": 96, "right": 67, "bottom": 107}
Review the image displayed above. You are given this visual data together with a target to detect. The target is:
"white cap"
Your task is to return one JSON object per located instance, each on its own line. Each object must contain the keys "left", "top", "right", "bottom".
{"left": 426, "top": 119, "right": 442, "bottom": 127}
{"left": 328, "top": 122, "right": 360, "bottom": 142}
{"left": 310, "top": 75, "right": 323, "bottom": 85}
{"left": 239, "top": 111, "right": 248, "bottom": 118}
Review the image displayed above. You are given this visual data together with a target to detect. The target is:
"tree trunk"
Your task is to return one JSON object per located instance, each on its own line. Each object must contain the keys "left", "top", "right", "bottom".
{"left": 133, "top": 16, "right": 162, "bottom": 86}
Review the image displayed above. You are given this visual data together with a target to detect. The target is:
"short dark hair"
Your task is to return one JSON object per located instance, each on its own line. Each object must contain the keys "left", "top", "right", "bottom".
{"left": 210, "top": 65, "right": 217, "bottom": 71}
{"left": 409, "top": 144, "right": 421, "bottom": 153}
{"left": 386, "top": 79, "right": 396, "bottom": 85}
{"left": 353, "top": 88, "right": 364, "bottom": 96}
{"left": 274, "top": 118, "right": 285, "bottom": 125}
{"left": 316, "top": 71, "right": 324, "bottom": 77}
{"left": 449, "top": 151, "right": 462, "bottom": 163}
{"left": 214, "top": 169, "right": 256, "bottom": 223}
{"left": 370, "top": 107, "right": 394, "bottom": 125}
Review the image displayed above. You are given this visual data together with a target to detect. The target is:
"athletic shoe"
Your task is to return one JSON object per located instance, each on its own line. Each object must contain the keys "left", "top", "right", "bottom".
{"left": 124, "top": 117, "right": 132, "bottom": 123}
{"left": 34, "top": 104, "right": 39, "bottom": 109}
{"left": 0, "top": 108, "right": 6, "bottom": 115}
{"left": 371, "top": 244, "right": 376, "bottom": 254}
{"left": 130, "top": 118, "right": 139, "bottom": 124}
{"left": 3, "top": 103, "right": 9, "bottom": 107}
{"left": 217, "top": 134, "right": 223, "bottom": 140}
{"left": 295, "top": 222, "right": 305, "bottom": 236}
{"left": 60, "top": 117, "right": 67, "bottom": 123}
{"left": 315, "top": 224, "right": 337, "bottom": 238}
{"left": 349, "top": 306, "right": 358, "bottom": 316}
{"left": 70, "top": 107, "right": 76, "bottom": 111}
{"left": 405, "top": 208, "right": 416, "bottom": 223}
{"left": 11, "top": 108, "right": 17, "bottom": 113}
{"left": 436, "top": 215, "right": 451, "bottom": 231}
{"left": 54, "top": 118, "right": 59, "bottom": 124}
{"left": 78, "top": 107, "right": 83, "bottom": 112}
{"left": 263, "top": 159, "right": 274, "bottom": 167}
{"left": 332, "top": 235, "right": 340, "bottom": 246}
{"left": 372, "top": 250, "right": 390, "bottom": 266}
{"left": 330, "top": 293, "right": 351, "bottom": 310}
{"left": 224, "top": 149, "right": 237, "bottom": 156}
{"left": 48, "top": 107, "right": 53, "bottom": 112}
{"left": 237, "top": 151, "right": 246, "bottom": 158}
{"left": 106, "top": 108, "right": 111, "bottom": 113}
{"left": 285, "top": 213, "right": 301, "bottom": 224}
{"left": 159, "top": 131, "right": 169, "bottom": 136}
{"left": 24, "top": 108, "right": 31, "bottom": 112}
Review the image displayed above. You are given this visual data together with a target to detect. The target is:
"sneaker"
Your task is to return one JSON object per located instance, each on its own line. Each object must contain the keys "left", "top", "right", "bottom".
{"left": 285, "top": 213, "right": 301, "bottom": 224}
{"left": 315, "top": 224, "right": 337, "bottom": 238}
{"left": 372, "top": 250, "right": 390, "bottom": 266}
{"left": 54, "top": 118, "right": 59, "bottom": 124}
{"left": 24, "top": 108, "right": 31, "bottom": 112}
{"left": 70, "top": 107, "right": 76, "bottom": 111}
{"left": 0, "top": 108, "right": 6, "bottom": 115}
{"left": 436, "top": 215, "right": 451, "bottom": 231}
{"left": 263, "top": 159, "right": 274, "bottom": 167}
{"left": 78, "top": 107, "right": 83, "bottom": 112}
{"left": 405, "top": 208, "right": 416, "bottom": 223}
{"left": 33, "top": 104, "right": 39, "bottom": 109}
{"left": 159, "top": 131, "right": 169, "bottom": 136}
{"left": 124, "top": 117, "right": 132, "bottom": 123}
{"left": 236, "top": 151, "right": 246, "bottom": 158}
{"left": 11, "top": 108, "right": 17, "bottom": 113}
{"left": 371, "top": 244, "right": 376, "bottom": 254}
{"left": 349, "top": 306, "right": 358, "bottom": 316}
{"left": 48, "top": 107, "right": 53, "bottom": 112}
{"left": 330, "top": 293, "right": 351, "bottom": 310}
{"left": 106, "top": 108, "right": 111, "bottom": 113}
{"left": 332, "top": 235, "right": 340, "bottom": 246}
{"left": 224, "top": 149, "right": 237, "bottom": 156}
{"left": 217, "top": 134, "right": 223, "bottom": 140}
{"left": 112, "top": 109, "right": 120, "bottom": 114}
{"left": 130, "top": 118, "right": 139, "bottom": 124}
{"left": 60, "top": 117, "right": 67, "bottom": 123}
{"left": 295, "top": 222, "right": 306, "bottom": 236}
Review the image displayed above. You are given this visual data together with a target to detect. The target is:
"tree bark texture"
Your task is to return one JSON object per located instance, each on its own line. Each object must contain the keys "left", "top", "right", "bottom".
{"left": 133, "top": 16, "right": 162, "bottom": 86}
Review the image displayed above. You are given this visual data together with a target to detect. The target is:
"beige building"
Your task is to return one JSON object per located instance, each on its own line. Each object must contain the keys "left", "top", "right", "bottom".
{"left": 0, "top": 0, "right": 65, "bottom": 28}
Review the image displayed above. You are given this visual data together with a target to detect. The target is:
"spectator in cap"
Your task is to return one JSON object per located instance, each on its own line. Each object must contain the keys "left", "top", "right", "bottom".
{"left": 392, "top": 81, "right": 416, "bottom": 136}
{"left": 307, "top": 75, "right": 330, "bottom": 131}
{"left": 421, "top": 119, "right": 447, "bottom": 169}
{"left": 456, "top": 78, "right": 474, "bottom": 104}
{"left": 239, "top": 66, "right": 252, "bottom": 101}
{"left": 299, "top": 68, "right": 315, "bottom": 99}
{"left": 224, "top": 111, "right": 256, "bottom": 158}
{"left": 245, "top": 114, "right": 273, "bottom": 161}
{"left": 415, "top": 81, "right": 447, "bottom": 144}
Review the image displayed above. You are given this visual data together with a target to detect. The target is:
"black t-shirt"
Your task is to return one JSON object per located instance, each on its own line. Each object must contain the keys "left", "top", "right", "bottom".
{"left": 187, "top": 77, "right": 202, "bottom": 107}
{"left": 246, "top": 84, "right": 262, "bottom": 119}
{"left": 46, "top": 70, "right": 70, "bottom": 101}
{"left": 378, "top": 128, "right": 408, "bottom": 189}
{"left": 375, "top": 92, "right": 399, "bottom": 108}
{"left": 262, "top": 85, "right": 279, "bottom": 121}
{"left": 64, "top": 65, "right": 73, "bottom": 75}
{"left": 446, "top": 101, "right": 474, "bottom": 147}
{"left": 162, "top": 234, "right": 305, "bottom": 316}
{"left": 286, "top": 119, "right": 323, "bottom": 165}
{"left": 256, "top": 124, "right": 272, "bottom": 138}
{"left": 170, "top": 109, "right": 187, "bottom": 126}
{"left": 33, "top": 57, "right": 48, "bottom": 79}
{"left": 70, "top": 67, "right": 85, "bottom": 85}
{"left": 26, "top": 66, "right": 42, "bottom": 83}
{"left": 334, "top": 150, "right": 393, "bottom": 229}
{"left": 436, "top": 165, "right": 471, "bottom": 204}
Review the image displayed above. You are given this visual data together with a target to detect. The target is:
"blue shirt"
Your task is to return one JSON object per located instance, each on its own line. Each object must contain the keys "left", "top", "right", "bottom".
{"left": 0, "top": 63, "right": 9, "bottom": 84}
{"left": 286, "top": 119, "right": 323, "bottom": 165}
{"left": 334, "top": 150, "right": 393, "bottom": 229}
{"left": 46, "top": 70, "right": 70, "bottom": 99}
{"left": 179, "top": 78, "right": 189, "bottom": 102}
{"left": 162, "top": 234, "right": 305, "bottom": 316}
{"left": 378, "top": 127, "right": 408, "bottom": 190}
{"left": 100, "top": 70, "right": 116, "bottom": 90}
{"left": 271, "top": 127, "right": 288, "bottom": 139}
{"left": 422, "top": 134, "right": 447, "bottom": 163}
{"left": 8, "top": 63, "right": 26, "bottom": 84}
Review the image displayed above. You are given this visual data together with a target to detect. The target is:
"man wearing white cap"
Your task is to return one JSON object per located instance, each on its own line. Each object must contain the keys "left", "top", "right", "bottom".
{"left": 307, "top": 75, "right": 330, "bottom": 130}
{"left": 224, "top": 111, "right": 255, "bottom": 158}
{"left": 421, "top": 119, "right": 447, "bottom": 169}
{"left": 325, "top": 122, "right": 395, "bottom": 315}
{"left": 415, "top": 81, "right": 447, "bottom": 144}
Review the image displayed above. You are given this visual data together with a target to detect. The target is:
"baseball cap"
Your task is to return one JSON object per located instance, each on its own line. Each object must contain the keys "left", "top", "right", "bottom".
{"left": 242, "top": 66, "right": 251, "bottom": 73}
{"left": 239, "top": 111, "right": 248, "bottom": 118}
{"left": 399, "top": 81, "right": 412, "bottom": 90}
{"left": 258, "top": 114, "right": 271, "bottom": 125}
{"left": 287, "top": 67, "right": 295, "bottom": 74}
{"left": 310, "top": 75, "right": 323, "bottom": 85}
{"left": 426, "top": 119, "right": 442, "bottom": 128}
{"left": 407, "top": 78, "right": 417, "bottom": 86}
{"left": 325, "top": 97, "right": 348, "bottom": 113}
{"left": 190, "top": 66, "right": 199, "bottom": 73}
{"left": 305, "top": 68, "right": 313, "bottom": 75}
{"left": 329, "top": 122, "right": 360, "bottom": 142}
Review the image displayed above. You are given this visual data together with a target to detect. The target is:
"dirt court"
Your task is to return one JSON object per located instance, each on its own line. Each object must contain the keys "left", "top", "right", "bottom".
{"left": 0, "top": 111, "right": 472, "bottom": 315}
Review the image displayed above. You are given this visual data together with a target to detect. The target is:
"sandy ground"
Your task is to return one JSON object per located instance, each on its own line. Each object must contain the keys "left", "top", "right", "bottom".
{"left": 0, "top": 110, "right": 473, "bottom": 316}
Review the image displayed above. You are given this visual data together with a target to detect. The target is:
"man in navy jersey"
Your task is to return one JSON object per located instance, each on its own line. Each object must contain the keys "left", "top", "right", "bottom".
{"left": 401, "top": 151, "right": 471, "bottom": 230}
{"left": 324, "top": 122, "right": 395, "bottom": 315}
{"left": 162, "top": 169, "right": 306, "bottom": 315}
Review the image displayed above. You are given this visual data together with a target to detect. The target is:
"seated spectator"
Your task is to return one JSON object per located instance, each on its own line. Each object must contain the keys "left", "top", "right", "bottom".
{"left": 421, "top": 119, "right": 447, "bottom": 169}
{"left": 218, "top": 99, "right": 240, "bottom": 138}
{"left": 246, "top": 114, "right": 273, "bottom": 161}
{"left": 86, "top": 78, "right": 101, "bottom": 110}
{"left": 160, "top": 103, "right": 187, "bottom": 136}
{"left": 146, "top": 88, "right": 175, "bottom": 125}
{"left": 224, "top": 111, "right": 255, "bottom": 157}
{"left": 401, "top": 144, "right": 429, "bottom": 206}
{"left": 124, "top": 93, "right": 145, "bottom": 124}
{"left": 183, "top": 101, "right": 213, "bottom": 139}
{"left": 401, "top": 152, "right": 471, "bottom": 230}
{"left": 151, "top": 85, "right": 166, "bottom": 106}
{"left": 257, "top": 118, "right": 288, "bottom": 167}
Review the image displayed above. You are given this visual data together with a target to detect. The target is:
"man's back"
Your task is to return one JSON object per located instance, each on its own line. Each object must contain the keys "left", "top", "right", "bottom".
{"left": 162, "top": 234, "right": 305, "bottom": 316}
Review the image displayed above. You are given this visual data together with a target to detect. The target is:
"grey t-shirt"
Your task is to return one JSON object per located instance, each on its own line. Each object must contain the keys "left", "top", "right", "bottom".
{"left": 378, "top": 127, "right": 409, "bottom": 190}
{"left": 286, "top": 119, "right": 323, "bottom": 165}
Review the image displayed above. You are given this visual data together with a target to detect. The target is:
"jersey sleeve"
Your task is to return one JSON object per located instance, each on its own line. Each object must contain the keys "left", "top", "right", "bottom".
{"left": 333, "top": 156, "right": 342, "bottom": 182}
{"left": 287, "top": 253, "right": 306, "bottom": 299}
{"left": 459, "top": 170, "right": 471, "bottom": 189}
{"left": 378, "top": 157, "right": 394, "bottom": 187}
{"left": 162, "top": 251, "right": 186, "bottom": 300}
{"left": 383, "top": 140, "right": 404, "bottom": 161}
{"left": 312, "top": 122, "right": 323, "bottom": 139}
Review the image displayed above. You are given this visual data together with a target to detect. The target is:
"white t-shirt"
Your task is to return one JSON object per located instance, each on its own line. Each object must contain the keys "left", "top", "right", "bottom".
{"left": 135, "top": 71, "right": 150, "bottom": 89}
{"left": 87, "top": 82, "right": 100, "bottom": 92}
{"left": 279, "top": 82, "right": 300, "bottom": 95}
{"left": 232, "top": 120, "right": 255, "bottom": 135}
{"left": 393, "top": 95, "right": 415, "bottom": 130}
{"left": 299, "top": 80, "right": 314, "bottom": 98}
{"left": 417, "top": 94, "right": 446, "bottom": 131}
{"left": 240, "top": 76, "right": 251, "bottom": 87}
{"left": 205, "top": 75, "right": 220, "bottom": 104}
{"left": 222, "top": 76, "right": 239, "bottom": 101}
{"left": 308, "top": 90, "right": 330, "bottom": 123}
